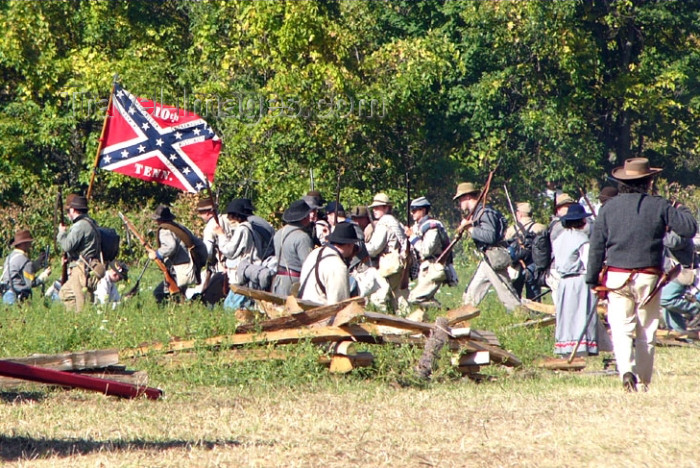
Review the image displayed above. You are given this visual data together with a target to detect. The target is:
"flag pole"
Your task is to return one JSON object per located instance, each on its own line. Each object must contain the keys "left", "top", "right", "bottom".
{"left": 86, "top": 75, "right": 118, "bottom": 201}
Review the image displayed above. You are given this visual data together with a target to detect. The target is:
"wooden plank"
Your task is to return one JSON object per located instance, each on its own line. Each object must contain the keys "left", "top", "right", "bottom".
{"left": 656, "top": 329, "right": 699, "bottom": 340}
{"left": 470, "top": 330, "right": 501, "bottom": 347}
{"left": 121, "top": 324, "right": 387, "bottom": 358}
{"left": 459, "top": 340, "right": 522, "bottom": 368}
{"left": 521, "top": 300, "right": 555, "bottom": 315}
{"left": 362, "top": 311, "right": 435, "bottom": 334}
{"left": 0, "top": 360, "right": 162, "bottom": 399}
{"left": 446, "top": 305, "right": 480, "bottom": 326}
{"left": 2, "top": 349, "right": 119, "bottom": 372}
{"left": 236, "top": 297, "right": 366, "bottom": 333}
{"left": 229, "top": 285, "right": 319, "bottom": 310}
{"left": 329, "top": 301, "right": 366, "bottom": 326}
{"left": 535, "top": 357, "right": 586, "bottom": 371}
{"left": 508, "top": 316, "right": 557, "bottom": 329}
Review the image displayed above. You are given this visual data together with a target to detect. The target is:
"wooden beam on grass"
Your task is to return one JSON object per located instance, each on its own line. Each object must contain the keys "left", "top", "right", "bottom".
{"left": 230, "top": 285, "right": 320, "bottom": 310}
{"left": 535, "top": 357, "right": 586, "bottom": 371}
{"left": 446, "top": 305, "right": 480, "bottom": 326}
{"left": 508, "top": 316, "right": 557, "bottom": 329}
{"left": 121, "top": 324, "right": 387, "bottom": 358}
{"left": 0, "top": 360, "right": 162, "bottom": 399}
{"left": 2, "top": 349, "right": 119, "bottom": 372}
{"left": 459, "top": 340, "right": 522, "bottom": 368}
{"left": 235, "top": 297, "right": 366, "bottom": 334}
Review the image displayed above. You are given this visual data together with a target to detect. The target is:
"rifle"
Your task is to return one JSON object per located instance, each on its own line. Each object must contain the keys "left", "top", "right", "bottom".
{"left": 399, "top": 169, "right": 412, "bottom": 290}
{"left": 124, "top": 258, "right": 151, "bottom": 298}
{"left": 578, "top": 186, "right": 597, "bottom": 218}
{"left": 118, "top": 212, "right": 180, "bottom": 295}
{"left": 56, "top": 188, "right": 69, "bottom": 285}
{"left": 436, "top": 167, "right": 498, "bottom": 265}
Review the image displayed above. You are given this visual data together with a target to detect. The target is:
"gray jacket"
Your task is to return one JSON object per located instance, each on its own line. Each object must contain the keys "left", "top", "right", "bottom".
{"left": 58, "top": 214, "right": 100, "bottom": 261}
{"left": 586, "top": 193, "right": 697, "bottom": 284}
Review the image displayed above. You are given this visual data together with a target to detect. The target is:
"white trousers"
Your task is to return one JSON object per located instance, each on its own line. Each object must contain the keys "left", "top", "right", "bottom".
{"left": 606, "top": 271, "right": 660, "bottom": 385}
{"left": 463, "top": 260, "right": 521, "bottom": 311}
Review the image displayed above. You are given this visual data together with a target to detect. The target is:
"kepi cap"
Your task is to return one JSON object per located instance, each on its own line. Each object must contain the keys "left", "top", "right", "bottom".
{"left": 410, "top": 196, "right": 431, "bottom": 209}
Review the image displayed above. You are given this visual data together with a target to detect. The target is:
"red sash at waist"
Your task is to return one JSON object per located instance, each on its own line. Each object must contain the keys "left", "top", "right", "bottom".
{"left": 607, "top": 266, "right": 662, "bottom": 276}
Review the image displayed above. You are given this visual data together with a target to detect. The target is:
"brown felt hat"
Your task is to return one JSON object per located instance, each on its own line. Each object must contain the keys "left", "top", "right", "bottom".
{"left": 196, "top": 199, "right": 215, "bottom": 212}
{"left": 453, "top": 182, "right": 479, "bottom": 201}
{"left": 11, "top": 229, "right": 33, "bottom": 247}
{"left": 68, "top": 195, "right": 88, "bottom": 211}
{"left": 611, "top": 158, "right": 662, "bottom": 181}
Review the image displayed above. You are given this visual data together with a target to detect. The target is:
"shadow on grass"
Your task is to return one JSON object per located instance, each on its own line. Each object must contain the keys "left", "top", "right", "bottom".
{"left": 0, "top": 435, "right": 274, "bottom": 461}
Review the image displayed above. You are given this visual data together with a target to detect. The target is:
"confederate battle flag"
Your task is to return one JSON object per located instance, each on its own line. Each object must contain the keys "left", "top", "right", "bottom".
{"left": 98, "top": 83, "right": 221, "bottom": 193}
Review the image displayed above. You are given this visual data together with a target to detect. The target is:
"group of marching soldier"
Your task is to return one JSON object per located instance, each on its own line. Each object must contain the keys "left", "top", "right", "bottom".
{"left": 2, "top": 157, "right": 699, "bottom": 393}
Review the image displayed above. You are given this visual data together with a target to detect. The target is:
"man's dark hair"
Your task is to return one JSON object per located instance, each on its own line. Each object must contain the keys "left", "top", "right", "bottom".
{"left": 618, "top": 177, "right": 653, "bottom": 194}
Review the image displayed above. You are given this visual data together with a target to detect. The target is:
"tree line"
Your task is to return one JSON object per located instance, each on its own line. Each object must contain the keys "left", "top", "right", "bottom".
{"left": 1, "top": 0, "right": 698, "bottom": 229}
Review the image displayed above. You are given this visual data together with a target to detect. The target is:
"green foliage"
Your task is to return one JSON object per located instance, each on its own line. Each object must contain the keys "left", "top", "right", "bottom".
{"left": 0, "top": 0, "right": 697, "bottom": 217}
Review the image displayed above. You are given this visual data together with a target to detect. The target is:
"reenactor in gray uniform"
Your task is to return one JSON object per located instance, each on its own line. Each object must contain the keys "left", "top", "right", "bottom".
{"left": 147, "top": 205, "right": 204, "bottom": 303}
{"left": 57, "top": 195, "right": 102, "bottom": 312}
{"left": 405, "top": 196, "right": 456, "bottom": 307}
{"left": 366, "top": 192, "right": 408, "bottom": 312}
{"left": 454, "top": 182, "right": 522, "bottom": 312}
{"left": 271, "top": 200, "right": 314, "bottom": 296}
{"left": 298, "top": 223, "right": 362, "bottom": 305}
{"left": 1, "top": 230, "right": 51, "bottom": 304}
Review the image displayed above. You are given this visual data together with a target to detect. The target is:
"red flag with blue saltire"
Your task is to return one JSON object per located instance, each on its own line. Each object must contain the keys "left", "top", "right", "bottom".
{"left": 98, "top": 83, "right": 221, "bottom": 193}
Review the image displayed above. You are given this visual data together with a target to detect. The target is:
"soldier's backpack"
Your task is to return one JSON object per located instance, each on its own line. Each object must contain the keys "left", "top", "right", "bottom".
{"left": 531, "top": 227, "right": 552, "bottom": 272}
{"left": 84, "top": 218, "right": 120, "bottom": 263}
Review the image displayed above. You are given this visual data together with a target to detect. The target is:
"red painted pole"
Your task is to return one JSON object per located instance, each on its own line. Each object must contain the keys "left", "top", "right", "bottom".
{"left": 0, "top": 360, "right": 163, "bottom": 400}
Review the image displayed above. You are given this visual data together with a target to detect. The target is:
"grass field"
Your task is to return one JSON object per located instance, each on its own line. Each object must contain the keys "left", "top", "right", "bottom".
{"left": 1, "top": 256, "right": 699, "bottom": 467}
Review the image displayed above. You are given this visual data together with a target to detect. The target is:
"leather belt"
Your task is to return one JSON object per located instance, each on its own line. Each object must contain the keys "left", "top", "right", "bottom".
{"left": 276, "top": 268, "right": 300, "bottom": 278}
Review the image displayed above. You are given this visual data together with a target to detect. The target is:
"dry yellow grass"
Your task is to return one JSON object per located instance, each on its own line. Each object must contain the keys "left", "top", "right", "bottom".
{"left": 1, "top": 346, "right": 699, "bottom": 467}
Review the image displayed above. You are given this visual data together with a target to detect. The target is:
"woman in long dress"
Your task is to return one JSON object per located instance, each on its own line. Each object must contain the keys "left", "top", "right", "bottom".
{"left": 552, "top": 203, "right": 598, "bottom": 357}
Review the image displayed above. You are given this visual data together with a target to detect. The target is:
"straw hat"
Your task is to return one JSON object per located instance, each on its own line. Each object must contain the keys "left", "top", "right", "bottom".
{"left": 368, "top": 193, "right": 392, "bottom": 208}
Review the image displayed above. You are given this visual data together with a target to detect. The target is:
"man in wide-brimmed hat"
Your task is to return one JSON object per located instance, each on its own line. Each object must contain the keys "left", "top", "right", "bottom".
{"left": 365, "top": 192, "right": 408, "bottom": 313}
{"left": 504, "top": 201, "right": 546, "bottom": 301}
{"left": 196, "top": 198, "right": 228, "bottom": 273}
{"left": 1, "top": 229, "right": 51, "bottom": 304}
{"left": 212, "top": 199, "right": 262, "bottom": 309}
{"left": 586, "top": 157, "right": 697, "bottom": 392}
{"left": 454, "top": 182, "right": 522, "bottom": 312}
{"left": 271, "top": 199, "right": 315, "bottom": 296}
{"left": 298, "top": 223, "right": 362, "bottom": 305}
{"left": 57, "top": 194, "right": 102, "bottom": 312}
{"left": 349, "top": 205, "right": 373, "bottom": 242}
{"left": 148, "top": 204, "right": 207, "bottom": 303}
